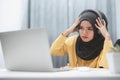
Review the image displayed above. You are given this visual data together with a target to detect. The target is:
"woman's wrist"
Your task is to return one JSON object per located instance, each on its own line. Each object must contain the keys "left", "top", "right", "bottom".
{"left": 104, "top": 33, "right": 111, "bottom": 41}
{"left": 62, "top": 22, "right": 77, "bottom": 37}
{"left": 62, "top": 29, "right": 71, "bottom": 37}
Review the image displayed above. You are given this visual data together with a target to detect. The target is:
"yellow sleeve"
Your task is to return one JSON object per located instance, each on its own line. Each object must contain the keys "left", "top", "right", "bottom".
{"left": 97, "top": 40, "right": 113, "bottom": 68}
{"left": 50, "top": 34, "right": 68, "bottom": 56}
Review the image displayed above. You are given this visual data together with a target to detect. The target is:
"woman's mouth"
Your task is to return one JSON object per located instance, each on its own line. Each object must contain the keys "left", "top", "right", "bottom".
{"left": 82, "top": 36, "right": 88, "bottom": 39}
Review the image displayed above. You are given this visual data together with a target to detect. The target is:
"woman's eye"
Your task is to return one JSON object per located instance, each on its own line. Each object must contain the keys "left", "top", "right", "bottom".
{"left": 79, "top": 26, "right": 83, "bottom": 29}
{"left": 88, "top": 27, "right": 93, "bottom": 30}
{"left": 79, "top": 26, "right": 94, "bottom": 31}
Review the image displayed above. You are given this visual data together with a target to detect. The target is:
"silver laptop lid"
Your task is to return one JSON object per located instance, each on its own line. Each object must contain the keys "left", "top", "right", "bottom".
{"left": 0, "top": 28, "right": 53, "bottom": 72}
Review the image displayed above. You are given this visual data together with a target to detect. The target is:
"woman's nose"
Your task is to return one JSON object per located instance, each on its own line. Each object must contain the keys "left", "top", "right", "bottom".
{"left": 82, "top": 29, "right": 88, "bottom": 34}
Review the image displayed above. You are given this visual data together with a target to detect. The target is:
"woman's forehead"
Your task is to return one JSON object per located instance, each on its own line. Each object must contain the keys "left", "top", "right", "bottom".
{"left": 80, "top": 20, "right": 92, "bottom": 27}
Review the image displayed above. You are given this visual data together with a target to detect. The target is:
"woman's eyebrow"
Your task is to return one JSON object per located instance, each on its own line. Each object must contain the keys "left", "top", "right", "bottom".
{"left": 85, "top": 26, "right": 93, "bottom": 28}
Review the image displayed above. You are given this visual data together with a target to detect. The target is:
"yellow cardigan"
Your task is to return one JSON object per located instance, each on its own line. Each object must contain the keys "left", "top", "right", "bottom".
{"left": 50, "top": 34, "right": 113, "bottom": 68}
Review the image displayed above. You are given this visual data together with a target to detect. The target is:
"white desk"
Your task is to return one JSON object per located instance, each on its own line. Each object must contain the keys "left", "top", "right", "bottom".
{"left": 0, "top": 68, "right": 120, "bottom": 80}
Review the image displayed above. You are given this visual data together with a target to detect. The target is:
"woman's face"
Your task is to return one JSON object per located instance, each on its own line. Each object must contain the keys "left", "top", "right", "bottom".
{"left": 79, "top": 20, "right": 94, "bottom": 42}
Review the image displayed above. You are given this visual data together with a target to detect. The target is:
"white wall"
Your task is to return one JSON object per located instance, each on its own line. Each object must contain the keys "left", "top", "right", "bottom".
{"left": 0, "top": 0, "right": 23, "bottom": 32}
{"left": 116, "top": 0, "right": 120, "bottom": 39}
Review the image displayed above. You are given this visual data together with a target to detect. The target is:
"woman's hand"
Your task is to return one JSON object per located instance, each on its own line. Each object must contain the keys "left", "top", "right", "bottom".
{"left": 68, "top": 17, "right": 81, "bottom": 33}
{"left": 62, "top": 17, "right": 80, "bottom": 37}
{"left": 95, "top": 17, "right": 111, "bottom": 40}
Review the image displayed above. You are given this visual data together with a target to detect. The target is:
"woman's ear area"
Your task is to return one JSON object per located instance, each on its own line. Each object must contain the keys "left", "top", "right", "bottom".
{"left": 74, "top": 16, "right": 81, "bottom": 31}
{"left": 75, "top": 24, "right": 80, "bottom": 32}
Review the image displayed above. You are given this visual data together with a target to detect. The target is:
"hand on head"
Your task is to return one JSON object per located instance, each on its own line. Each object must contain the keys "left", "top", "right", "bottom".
{"left": 68, "top": 17, "right": 81, "bottom": 33}
{"left": 62, "top": 17, "right": 80, "bottom": 37}
{"left": 95, "top": 17, "right": 111, "bottom": 40}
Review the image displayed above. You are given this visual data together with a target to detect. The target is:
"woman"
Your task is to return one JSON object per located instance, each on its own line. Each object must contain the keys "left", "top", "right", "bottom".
{"left": 50, "top": 9, "right": 113, "bottom": 68}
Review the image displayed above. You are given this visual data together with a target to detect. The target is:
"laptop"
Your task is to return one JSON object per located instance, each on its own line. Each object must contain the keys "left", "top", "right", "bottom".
{"left": 0, "top": 28, "right": 70, "bottom": 72}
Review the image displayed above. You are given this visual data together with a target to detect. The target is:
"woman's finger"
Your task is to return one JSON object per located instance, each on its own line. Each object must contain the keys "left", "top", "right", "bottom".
{"left": 98, "top": 17, "right": 103, "bottom": 25}
{"left": 96, "top": 18, "right": 101, "bottom": 27}
{"left": 95, "top": 24, "right": 100, "bottom": 29}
